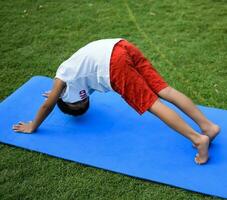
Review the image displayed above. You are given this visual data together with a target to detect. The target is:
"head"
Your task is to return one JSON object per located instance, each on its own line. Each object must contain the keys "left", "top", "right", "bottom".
{"left": 57, "top": 97, "right": 89, "bottom": 116}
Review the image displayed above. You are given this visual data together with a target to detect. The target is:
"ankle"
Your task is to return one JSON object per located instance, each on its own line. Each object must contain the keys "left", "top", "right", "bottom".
{"left": 193, "top": 136, "right": 201, "bottom": 147}
{"left": 199, "top": 121, "right": 213, "bottom": 132}
{"left": 193, "top": 135, "right": 209, "bottom": 147}
{"left": 190, "top": 132, "right": 201, "bottom": 146}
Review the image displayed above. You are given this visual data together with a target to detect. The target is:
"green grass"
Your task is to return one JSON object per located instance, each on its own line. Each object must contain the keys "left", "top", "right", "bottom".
{"left": 0, "top": 0, "right": 226, "bottom": 199}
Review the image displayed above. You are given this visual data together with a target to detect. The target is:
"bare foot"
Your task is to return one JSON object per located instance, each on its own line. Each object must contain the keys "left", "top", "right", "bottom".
{"left": 202, "top": 123, "right": 220, "bottom": 142}
{"left": 194, "top": 135, "right": 210, "bottom": 165}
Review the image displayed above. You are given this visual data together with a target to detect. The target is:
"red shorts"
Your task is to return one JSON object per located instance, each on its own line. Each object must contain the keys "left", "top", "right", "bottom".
{"left": 110, "top": 40, "right": 168, "bottom": 115}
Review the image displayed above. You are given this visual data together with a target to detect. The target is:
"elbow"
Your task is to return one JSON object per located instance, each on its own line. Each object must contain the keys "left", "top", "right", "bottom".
{"left": 42, "top": 102, "right": 55, "bottom": 112}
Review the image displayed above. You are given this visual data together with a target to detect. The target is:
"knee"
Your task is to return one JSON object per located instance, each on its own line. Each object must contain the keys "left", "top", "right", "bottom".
{"left": 158, "top": 86, "right": 174, "bottom": 98}
{"left": 148, "top": 98, "right": 161, "bottom": 112}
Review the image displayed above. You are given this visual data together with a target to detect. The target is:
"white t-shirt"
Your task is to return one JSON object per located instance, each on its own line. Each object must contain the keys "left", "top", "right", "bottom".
{"left": 55, "top": 38, "right": 122, "bottom": 103}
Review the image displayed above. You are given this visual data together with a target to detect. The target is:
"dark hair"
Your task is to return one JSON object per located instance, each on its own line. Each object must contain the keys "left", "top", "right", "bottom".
{"left": 57, "top": 97, "right": 89, "bottom": 116}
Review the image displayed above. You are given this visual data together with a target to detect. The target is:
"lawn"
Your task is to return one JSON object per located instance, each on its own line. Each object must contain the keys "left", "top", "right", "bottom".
{"left": 0, "top": 0, "right": 226, "bottom": 199}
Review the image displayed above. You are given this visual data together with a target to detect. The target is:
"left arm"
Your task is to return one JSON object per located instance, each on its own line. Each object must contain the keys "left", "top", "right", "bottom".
{"left": 12, "top": 78, "right": 65, "bottom": 133}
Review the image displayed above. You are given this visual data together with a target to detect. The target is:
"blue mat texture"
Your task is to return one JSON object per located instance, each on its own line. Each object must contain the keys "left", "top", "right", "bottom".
{"left": 0, "top": 76, "right": 226, "bottom": 198}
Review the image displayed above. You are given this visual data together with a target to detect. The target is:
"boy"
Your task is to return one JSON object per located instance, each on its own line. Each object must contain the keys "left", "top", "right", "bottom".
{"left": 12, "top": 38, "right": 220, "bottom": 164}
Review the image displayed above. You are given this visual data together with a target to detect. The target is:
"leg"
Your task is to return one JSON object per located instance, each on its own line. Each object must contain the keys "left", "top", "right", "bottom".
{"left": 110, "top": 41, "right": 209, "bottom": 164}
{"left": 158, "top": 87, "right": 220, "bottom": 141}
{"left": 149, "top": 99, "right": 210, "bottom": 164}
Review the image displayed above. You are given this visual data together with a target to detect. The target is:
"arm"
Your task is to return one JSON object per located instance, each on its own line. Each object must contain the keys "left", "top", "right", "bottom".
{"left": 12, "top": 78, "right": 65, "bottom": 133}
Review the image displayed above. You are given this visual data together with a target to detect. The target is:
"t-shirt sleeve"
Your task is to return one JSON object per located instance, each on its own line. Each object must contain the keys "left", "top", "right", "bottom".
{"left": 55, "top": 63, "right": 71, "bottom": 82}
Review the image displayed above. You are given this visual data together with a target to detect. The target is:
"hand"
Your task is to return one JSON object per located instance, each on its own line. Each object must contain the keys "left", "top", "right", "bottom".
{"left": 42, "top": 90, "right": 51, "bottom": 98}
{"left": 12, "top": 121, "right": 34, "bottom": 134}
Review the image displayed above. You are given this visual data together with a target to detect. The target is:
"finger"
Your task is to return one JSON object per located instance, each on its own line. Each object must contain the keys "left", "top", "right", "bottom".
{"left": 43, "top": 90, "right": 51, "bottom": 93}
{"left": 12, "top": 127, "right": 23, "bottom": 132}
{"left": 12, "top": 125, "right": 21, "bottom": 129}
{"left": 13, "top": 127, "right": 23, "bottom": 132}
{"left": 19, "top": 121, "right": 25, "bottom": 125}
{"left": 42, "top": 93, "right": 49, "bottom": 98}
{"left": 42, "top": 92, "right": 50, "bottom": 97}
{"left": 42, "top": 92, "right": 49, "bottom": 95}
{"left": 42, "top": 90, "right": 51, "bottom": 95}
{"left": 12, "top": 124, "right": 25, "bottom": 130}
{"left": 12, "top": 126, "right": 24, "bottom": 132}
{"left": 13, "top": 129, "right": 23, "bottom": 133}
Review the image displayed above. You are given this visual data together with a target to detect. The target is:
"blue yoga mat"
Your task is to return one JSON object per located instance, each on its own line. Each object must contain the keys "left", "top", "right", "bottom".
{"left": 0, "top": 76, "right": 226, "bottom": 198}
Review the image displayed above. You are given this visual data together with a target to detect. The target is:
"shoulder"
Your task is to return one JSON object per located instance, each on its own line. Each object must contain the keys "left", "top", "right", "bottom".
{"left": 53, "top": 78, "right": 66, "bottom": 92}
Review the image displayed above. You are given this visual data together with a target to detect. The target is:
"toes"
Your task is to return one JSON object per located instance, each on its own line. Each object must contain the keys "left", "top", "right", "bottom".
{"left": 194, "top": 156, "right": 200, "bottom": 165}
{"left": 194, "top": 154, "right": 208, "bottom": 165}
{"left": 195, "top": 156, "right": 202, "bottom": 165}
